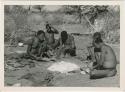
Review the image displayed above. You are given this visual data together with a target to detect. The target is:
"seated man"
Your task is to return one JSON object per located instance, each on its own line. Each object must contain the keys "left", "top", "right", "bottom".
{"left": 26, "top": 30, "right": 48, "bottom": 60}
{"left": 89, "top": 38, "right": 117, "bottom": 79}
{"left": 87, "top": 32, "right": 102, "bottom": 66}
{"left": 56, "top": 31, "right": 76, "bottom": 58}
{"left": 45, "top": 22, "right": 59, "bottom": 56}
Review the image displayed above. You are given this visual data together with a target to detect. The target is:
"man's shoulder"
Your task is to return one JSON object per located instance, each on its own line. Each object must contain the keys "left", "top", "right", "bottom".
{"left": 27, "top": 36, "right": 38, "bottom": 45}
{"left": 106, "top": 45, "right": 114, "bottom": 52}
{"left": 102, "top": 44, "right": 112, "bottom": 52}
{"left": 104, "top": 44, "right": 111, "bottom": 49}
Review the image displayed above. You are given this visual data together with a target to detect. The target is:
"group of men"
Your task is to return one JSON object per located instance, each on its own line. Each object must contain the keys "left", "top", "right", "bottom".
{"left": 26, "top": 23, "right": 117, "bottom": 79}
{"left": 26, "top": 23, "right": 76, "bottom": 60}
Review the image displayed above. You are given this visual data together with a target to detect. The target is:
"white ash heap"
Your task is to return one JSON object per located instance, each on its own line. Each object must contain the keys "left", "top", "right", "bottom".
{"left": 47, "top": 61, "right": 81, "bottom": 73}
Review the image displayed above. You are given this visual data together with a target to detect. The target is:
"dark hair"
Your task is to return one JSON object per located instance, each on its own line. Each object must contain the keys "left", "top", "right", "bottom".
{"left": 94, "top": 38, "right": 103, "bottom": 44}
{"left": 37, "top": 30, "right": 45, "bottom": 36}
{"left": 61, "top": 31, "right": 68, "bottom": 44}
{"left": 46, "top": 23, "right": 50, "bottom": 29}
{"left": 46, "top": 23, "right": 53, "bottom": 33}
{"left": 93, "top": 32, "right": 101, "bottom": 39}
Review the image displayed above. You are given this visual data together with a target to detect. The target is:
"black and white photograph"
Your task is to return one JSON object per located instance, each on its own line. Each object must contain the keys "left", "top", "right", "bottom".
{"left": 4, "top": 5, "right": 120, "bottom": 87}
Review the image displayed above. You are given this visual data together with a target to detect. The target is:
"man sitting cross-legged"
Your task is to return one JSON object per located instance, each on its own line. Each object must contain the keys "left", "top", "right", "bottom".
{"left": 45, "top": 22, "right": 59, "bottom": 57}
{"left": 55, "top": 31, "right": 76, "bottom": 58}
{"left": 89, "top": 38, "right": 117, "bottom": 79}
{"left": 26, "top": 30, "right": 49, "bottom": 61}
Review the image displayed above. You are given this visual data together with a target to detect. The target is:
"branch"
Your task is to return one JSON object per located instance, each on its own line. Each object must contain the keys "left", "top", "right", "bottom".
{"left": 84, "top": 15, "right": 96, "bottom": 32}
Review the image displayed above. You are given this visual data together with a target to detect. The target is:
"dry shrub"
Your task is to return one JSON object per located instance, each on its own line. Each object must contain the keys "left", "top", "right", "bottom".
{"left": 4, "top": 15, "right": 16, "bottom": 43}
{"left": 4, "top": 5, "right": 120, "bottom": 45}
{"left": 94, "top": 9, "right": 120, "bottom": 44}
{"left": 27, "top": 13, "right": 45, "bottom": 31}
{"left": 45, "top": 13, "right": 64, "bottom": 25}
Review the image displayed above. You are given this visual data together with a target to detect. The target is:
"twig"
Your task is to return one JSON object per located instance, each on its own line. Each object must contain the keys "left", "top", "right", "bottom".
{"left": 84, "top": 15, "right": 96, "bottom": 32}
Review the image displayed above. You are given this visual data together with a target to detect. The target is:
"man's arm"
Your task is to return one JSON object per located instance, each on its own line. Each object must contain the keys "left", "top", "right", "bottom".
{"left": 50, "top": 25, "right": 59, "bottom": 34}
{"left": 27, "top": 45, "right": 37, "bottom": 60}
{"left": 37, "top": 45, "right": 43, "bottom": 57}
{"left": 87, "top": 46, "right": 96, "bottom": 61}
{"left": 27, "top": 38, "right": 40, "bottom": 60}
{"left": 92, "top": 52, "right": 103, "bottom": 69}
{"left": 53, "top": 38, "right": 60, "bottom": 49}
{"left": 100, "top": 48, "right": 105, "bottom": 65}
{"left": 71, "top": 36, "right": 76, "bottom": 49}
{"left": 37, "top": 41, "right": 47, "bottom": 57}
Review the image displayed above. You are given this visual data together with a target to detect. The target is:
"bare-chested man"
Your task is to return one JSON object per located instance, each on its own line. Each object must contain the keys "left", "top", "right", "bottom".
{"left": 45, "top": 22, "right": 58, "bottom": 49}
{"left": 56, "top": 31, "right": 76, "bottom": 58}
{"left": 89, "top": 38, "right": 117, "bottom": 79}
{"left": 26, "top": 30, "right": 48, "bottom": 60}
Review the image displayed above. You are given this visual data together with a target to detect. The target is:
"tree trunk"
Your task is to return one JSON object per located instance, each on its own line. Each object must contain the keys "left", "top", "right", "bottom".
{"left": 78, "top": 6, "right": 82, "bottom": 24}
{"left": 84, "top": 15, "right": 96, "bottom": 32}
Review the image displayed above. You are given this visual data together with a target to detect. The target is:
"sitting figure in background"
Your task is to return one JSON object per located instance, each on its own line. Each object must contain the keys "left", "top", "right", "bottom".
{"left": 55, "top": 31, "right": 76, "bottom": 58}
{"left": 26, "top": 30, "right": 48, "bottom": 60}
{"left": 45, "top": 22, "right": 59, "bottom": 56}
{"left": 89, "top": 38, "right": 117, "bottom": 79}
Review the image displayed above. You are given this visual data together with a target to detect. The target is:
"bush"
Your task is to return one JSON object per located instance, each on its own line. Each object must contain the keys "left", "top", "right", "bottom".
{"left": 4, "top": 15, "right": 16, "bottom": 43}
{"left": 44, "top": 13, "right": 64, "bottom": 25}
{"left": 4, "top": 5, "right": 120, "bottom": 45}
{"left": 94, "top": 8, "right": 120, "bottom": 44}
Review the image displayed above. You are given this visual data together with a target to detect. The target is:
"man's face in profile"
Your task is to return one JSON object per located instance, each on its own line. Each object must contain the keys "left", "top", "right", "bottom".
{"left": 61, "top": 31, "right": 68, "bottom": 44}
{"left": 38, "top": 33, "right": 45, "bottom": 41}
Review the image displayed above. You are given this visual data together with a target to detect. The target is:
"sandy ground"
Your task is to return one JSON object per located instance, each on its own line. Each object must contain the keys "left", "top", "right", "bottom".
{"left": 4, "top": 36, "right": 120, "bottom": 87}
{"left": 53, "top": 64, "right": 119, "bottom": 87}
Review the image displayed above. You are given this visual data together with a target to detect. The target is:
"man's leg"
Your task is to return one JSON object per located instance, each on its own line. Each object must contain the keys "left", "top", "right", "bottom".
{"left": 90, "top": 68, "right": 116, "bottom": 79}
{"left": 64, "top": 48, "right": 76, "bottom": 57}
{"left": 55, "top": 47, "right": 65, "bottom": 58}
{"left": 21, "top": 53, "right": 37, "bottom": 60}
{"left": 70, "top": 48, "right": 76, "bottom": 56}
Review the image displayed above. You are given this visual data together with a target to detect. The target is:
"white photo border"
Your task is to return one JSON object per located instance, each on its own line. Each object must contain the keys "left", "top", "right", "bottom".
{"left": 0, "top": 1, "right": 125, "bottom": 92}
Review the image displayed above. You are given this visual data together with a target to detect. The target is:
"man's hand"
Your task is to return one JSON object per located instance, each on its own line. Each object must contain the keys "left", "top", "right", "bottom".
{"left": 36, "top": 57, "right": 43, "bottom": 61}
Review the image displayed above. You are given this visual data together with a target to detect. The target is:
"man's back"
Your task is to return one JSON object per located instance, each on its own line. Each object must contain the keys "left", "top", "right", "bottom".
{"left": 102, "top": 44, "right": 117, "bottom": 68}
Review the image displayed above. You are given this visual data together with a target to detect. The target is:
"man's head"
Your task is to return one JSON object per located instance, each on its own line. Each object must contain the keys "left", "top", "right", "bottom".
{"left": 37, "top": 30, "right": 45, "bottom": 41}
{"left": 92, "top": 32, "right": 102, "bottom": 47}
{"left": 93, "top": 32, "right": 101, "bottom": 40}
{"left": 61, "top": 31, "right": 68, "bottom": 44}
{"left": 46, "top": 23, "right": 52, "bottom": 33}
{"left": 93, "top": 38, "right": 103, "bottom": 48}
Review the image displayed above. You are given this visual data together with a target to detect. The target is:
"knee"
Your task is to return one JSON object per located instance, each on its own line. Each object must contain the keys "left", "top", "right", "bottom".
{"left": 90, "top": 70, "right": 95, "bottom": 76}
{"left": 107, "top": 69, "right": 117, "bottom": 77}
